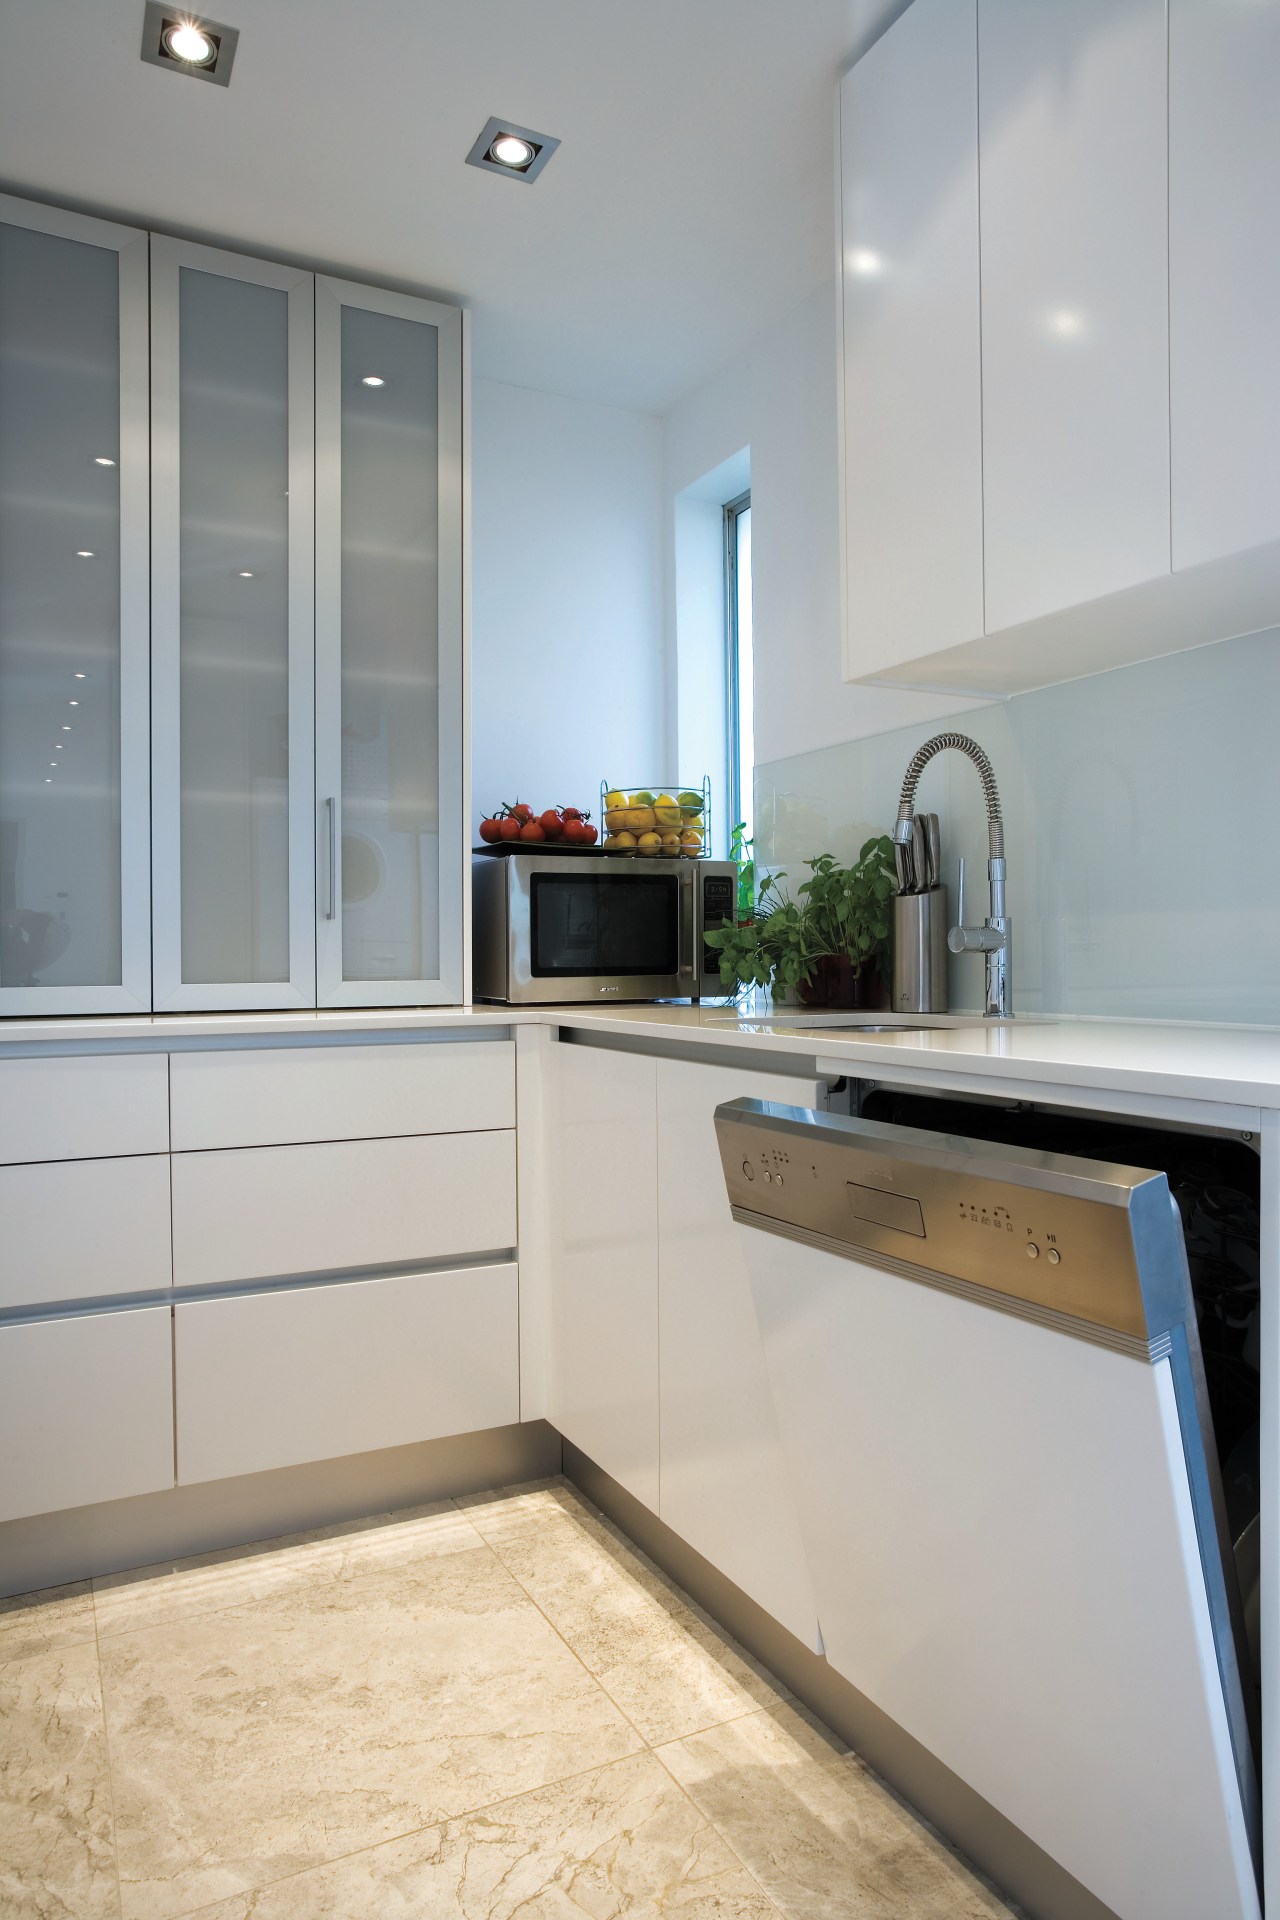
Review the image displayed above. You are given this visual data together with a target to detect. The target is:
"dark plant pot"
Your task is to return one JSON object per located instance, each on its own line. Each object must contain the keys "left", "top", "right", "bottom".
{"left": 797, "top": 954, "right": 891, "bottom": 1011}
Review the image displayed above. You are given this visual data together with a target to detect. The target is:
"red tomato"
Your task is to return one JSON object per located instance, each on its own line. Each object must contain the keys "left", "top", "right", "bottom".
{"left": 539, "top": 808, "right": 564, "bottom": 838}
{"left": 478, "top": 817, "right": 502, "bottom": 843}
{"left": 509, "top": 803, "right": 533, "bottom": 825}
{"left": 560, "top": 806, "right": 583, "bottom": 822}
{"left": 582, "top": 823, "right": 599, "bottom": 844}
{"left": 562, "top": 817, "right": 588, "bottom": 844}
{"left": 498, "top": 816, "right": 522, "bottom": 842}
{"left": 519, "top": 819, "right": 546, "bottom": 842}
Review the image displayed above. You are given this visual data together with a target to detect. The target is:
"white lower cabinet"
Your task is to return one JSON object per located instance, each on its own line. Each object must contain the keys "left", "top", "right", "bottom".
{"left": 548, "top": 1043, "right": 660, "bottom": 1512}
{"left": 175, "top": 1263, "right": 519, "bottom": 1484}
{"left": 171, "top": 1130, "right": 516, "bottom": 1288}
{"left": 656, "top": 1057, "right": 824, "bottom": 1650}
{"left": 0, "top": 1154, "right": 171, "bottom": 1312}
{"left": 0, "top": 1306, "right": 174, "bottom": 1522}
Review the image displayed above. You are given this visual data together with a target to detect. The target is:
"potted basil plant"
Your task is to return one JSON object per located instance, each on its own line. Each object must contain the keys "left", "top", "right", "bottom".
{"left": 704, "top": 836, "right": 896, "bottom": 1009}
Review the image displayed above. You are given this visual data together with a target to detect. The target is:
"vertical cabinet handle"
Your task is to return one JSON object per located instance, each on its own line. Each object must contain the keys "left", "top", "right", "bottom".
{"left": 324, "top": 796, "right": 337, "bottom": 920}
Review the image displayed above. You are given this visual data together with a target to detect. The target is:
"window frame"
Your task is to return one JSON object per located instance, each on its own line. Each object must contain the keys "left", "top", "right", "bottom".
{"left": 723, "top": 489, "right": 752, "bottom": 850}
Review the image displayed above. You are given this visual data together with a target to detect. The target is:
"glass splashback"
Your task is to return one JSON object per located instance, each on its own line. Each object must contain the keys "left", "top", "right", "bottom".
{"left": 338, "top": 305, "right": 440, "bottom": 983}
{"left": 177, "top": 266, "right": 290, "bottom": 984}
{"left": 0, "top": 220, "right": 122, "bottom": 991}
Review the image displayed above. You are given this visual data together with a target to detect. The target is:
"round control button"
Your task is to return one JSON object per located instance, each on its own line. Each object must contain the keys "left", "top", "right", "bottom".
{"left": 1047, "top": 1248, "right": 1061, "bottom": 1266}
{"left": 742, "top": 1160, "right": 755, "bottom": 1182}
{"left": 1026, "top": 1242, "right": 1040, "bottom": 1259}
{"left": 775, "top": 1173, "right": 784, "bottom": 1189}
{"left": 764, "top": 1168, "right": 773, "bottom": 1183}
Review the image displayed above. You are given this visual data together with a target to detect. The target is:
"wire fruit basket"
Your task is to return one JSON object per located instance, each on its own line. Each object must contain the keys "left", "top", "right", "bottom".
{"left": 599, "top": 778, "right": 710, "bottom": 857}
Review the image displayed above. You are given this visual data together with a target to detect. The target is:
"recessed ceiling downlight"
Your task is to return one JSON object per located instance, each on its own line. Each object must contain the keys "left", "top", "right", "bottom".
{"left": 490, "top": 134, "right": 534, "bottom": 169}
{"left": 361, "top": 375, "right": 385, "bottom": 387}
{"left": 466, "top": 116, "right": 560, "bottom": 184}
{"left": 140, "top": 3, "right": 239, "bottom": 86}
{"left": 164, "top": 20, "right": 215, "bottom": 62}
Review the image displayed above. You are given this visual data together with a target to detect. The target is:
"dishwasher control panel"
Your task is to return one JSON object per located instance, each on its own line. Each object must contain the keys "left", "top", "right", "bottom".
{"left": 716, "top": 1097, "right": 1184, "bottom": 1344}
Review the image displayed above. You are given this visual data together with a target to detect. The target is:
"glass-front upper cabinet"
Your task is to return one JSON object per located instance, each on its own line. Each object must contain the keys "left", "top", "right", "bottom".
{"left": 314, "top": 277, "right": 464, "bottom": 1006}
{"left": 0, "top": 195, "right": 150, "bottom": 1015}
{"left": 150, "top": 238, "right": 315, "bottom": 1010}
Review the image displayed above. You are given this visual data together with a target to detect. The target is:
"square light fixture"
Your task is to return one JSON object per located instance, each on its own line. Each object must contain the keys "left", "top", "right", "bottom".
{"left": 140, "top": 3, "right": 239, "bottom": 86}
{"left": 466, "top": 116, "right": 560, "bottom": 184}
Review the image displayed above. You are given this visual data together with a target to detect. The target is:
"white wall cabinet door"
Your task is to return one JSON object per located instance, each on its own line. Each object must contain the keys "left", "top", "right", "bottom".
{"left": 656, "top": 1057, "right": 823, "bottom": 1649}
{"left": 0, "top": 194, "right": 151, "bottom": 1016}
{"left": 838, "top": 0, "right": 984, "bottom": 680}
{"left": 150, "top": 238, "right": 316, "bottom": 1010}
{"left": 978, "top": 0, "right": 1170, "bottom": 632}
{"left": 1169, "top": 0, "right": 1280, "bottom": 571}
{"left": 548, "top": 1042, "right": 660, "bottom": 1512}
{"left": 0, "top": 1306, "right": 174, "bottom": 1522}
{"left": 315, "top": 277, "right": 465, "bottom": 1007}
{"left": 175, "top": 1263, "right": 519, "bottom": 1484}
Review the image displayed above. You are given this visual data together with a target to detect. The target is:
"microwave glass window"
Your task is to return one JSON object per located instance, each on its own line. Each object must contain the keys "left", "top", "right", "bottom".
{"left": 530, "top": 874, "right": 679, "bottom": 977}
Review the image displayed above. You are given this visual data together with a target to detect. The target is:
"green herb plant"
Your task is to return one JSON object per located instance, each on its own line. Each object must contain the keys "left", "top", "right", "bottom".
{"left": 704, "top": 835, "right": 896, "bottom": 999}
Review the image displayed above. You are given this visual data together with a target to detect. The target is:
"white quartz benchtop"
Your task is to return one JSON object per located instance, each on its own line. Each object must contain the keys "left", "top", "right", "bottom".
{"left": 550, "top": 1004, "right": 1280, "bottom": 1112}
{"left": 3, "top": 1000, "right": 1280, "bottom": 1110}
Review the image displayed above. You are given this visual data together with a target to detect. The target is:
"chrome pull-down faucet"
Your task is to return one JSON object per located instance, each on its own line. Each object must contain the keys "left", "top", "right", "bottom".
{"left": 893, "top": 733, "right": 1011, "bottom": 1019}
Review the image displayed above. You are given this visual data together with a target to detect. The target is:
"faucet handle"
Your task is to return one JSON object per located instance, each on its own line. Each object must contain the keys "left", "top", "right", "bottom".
{"left": 948, "top": 853, "right": 1005, "bottom": 954}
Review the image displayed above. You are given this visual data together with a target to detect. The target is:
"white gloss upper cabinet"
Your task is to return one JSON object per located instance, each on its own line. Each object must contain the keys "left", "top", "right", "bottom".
{"left": 977, "top": 0, "right": 1171, "bottom": 632}
{"left": 150, "top": 238, "right": 316, "bottom": 1011}
{"left": 0, "top": 195, "right": 151, "bottom": 1016}
{"left": 315, "top": 278, "right": 465, "bottom": 1008}
{"left": 838, "top": 0, "right": 984, "bottom": 679}
{"left": 1169, "top": 0, "right": 1280, "bottom": 570}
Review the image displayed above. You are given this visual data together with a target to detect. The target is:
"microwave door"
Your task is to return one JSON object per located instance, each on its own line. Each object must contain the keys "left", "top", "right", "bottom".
{"left": 512, "top": 861, "right": 685, "bottom": 1000}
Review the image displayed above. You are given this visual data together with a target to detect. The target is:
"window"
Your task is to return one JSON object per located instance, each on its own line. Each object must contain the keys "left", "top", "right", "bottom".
{"left": 725, "top": 490, "right": 753, "bottom": 847}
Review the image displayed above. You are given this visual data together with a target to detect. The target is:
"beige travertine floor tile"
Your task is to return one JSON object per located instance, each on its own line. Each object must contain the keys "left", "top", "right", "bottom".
{"left": 459, "top": 1480, "right": 785, "bottom": 1745}
{"left": 657, "top": 1700, "right": 1012, "bottom": 1920}
{"left": 0, "top": 1579, "right": 97, "bottom": 1666}
{"left": 188, "top": 1750, "right": 779, "bottom": 1919}
{"left": 100, "top": 1527, "right": 643, "bottom": 1920}
{"left": 0, "top": 1640, "right": 121, "bottom": 1920}
{"left": 92, "top": 1499, "right": 473, "bottom": 1639}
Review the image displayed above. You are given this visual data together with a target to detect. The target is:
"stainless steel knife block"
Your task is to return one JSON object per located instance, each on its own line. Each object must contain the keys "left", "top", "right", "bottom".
{"left": 892, "top": 887, "right": 949, "bottom": 1014}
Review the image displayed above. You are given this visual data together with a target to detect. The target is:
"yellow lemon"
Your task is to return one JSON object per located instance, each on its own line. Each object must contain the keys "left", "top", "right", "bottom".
{"left": 610, "top": 829, "right": 637, "bottom": 849}
{"left": 659, "top": 831, "right": 682, "bottom": 855}
{"left": 625, "top": 806, "right": 656, "bottom": 832}
{"left": 636, "top": 831, "right": 663, "bottom": 856}
{"left": 629, "top": 790, "right": 656, "bottom": 806}
{"left": 604, "top": 808, "right": 629, "bottom": 832}
{"left": 679, "top": 827, "right": 703, "bottom": 856}
{"left": 604, "top": 789, "right": 626, "bottom": 811}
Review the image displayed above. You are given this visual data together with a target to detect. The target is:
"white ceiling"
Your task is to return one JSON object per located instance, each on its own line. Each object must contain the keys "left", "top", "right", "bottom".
{"left": 0, "top": 0, "right": 908, "bottom": 414}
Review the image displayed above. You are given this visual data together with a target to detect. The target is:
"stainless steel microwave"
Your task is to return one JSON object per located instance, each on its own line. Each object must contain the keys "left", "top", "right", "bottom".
{"left": 472, "top": 852, "right": 737, "bottom": 1003}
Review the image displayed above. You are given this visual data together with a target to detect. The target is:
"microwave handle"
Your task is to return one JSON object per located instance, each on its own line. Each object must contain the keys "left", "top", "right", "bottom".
{"left": 680, "top": 862, "right": 698, "bottom": 991}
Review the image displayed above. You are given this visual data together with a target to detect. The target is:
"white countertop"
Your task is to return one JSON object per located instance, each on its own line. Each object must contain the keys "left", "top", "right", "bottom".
{"left": 5, "top": 999, "right": 1280, "bottom": 1111}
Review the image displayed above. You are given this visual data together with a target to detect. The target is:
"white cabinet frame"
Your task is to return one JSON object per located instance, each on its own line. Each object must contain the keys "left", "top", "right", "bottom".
{"left": 314, "top": 276, "right": 465, "bottom": 1007}
{"left": 0, "top": 194, "right": 151, "bottom": 1017}
{"left": 150, "top": 237, "right": 316, "bottom": 1010}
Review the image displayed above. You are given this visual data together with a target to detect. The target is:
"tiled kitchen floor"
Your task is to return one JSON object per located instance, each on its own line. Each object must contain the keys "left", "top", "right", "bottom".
{"left": 1, "top": 1477, "right": 1015, "bottom": 1919}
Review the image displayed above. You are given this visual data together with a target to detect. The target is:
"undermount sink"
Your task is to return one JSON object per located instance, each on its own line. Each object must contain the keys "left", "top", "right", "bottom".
{"left": 707, "top": 1010, "right": 1049, "bottom": 1032}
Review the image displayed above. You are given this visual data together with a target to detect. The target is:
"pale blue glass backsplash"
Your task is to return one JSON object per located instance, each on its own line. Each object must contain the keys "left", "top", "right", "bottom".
{"left": 755, "top": 630, "right": 1280, "bottom": 1023}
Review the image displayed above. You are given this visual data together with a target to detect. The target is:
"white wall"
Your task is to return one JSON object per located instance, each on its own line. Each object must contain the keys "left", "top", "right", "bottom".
{"left": 470, "top": 379, "right": 666, "bottom": 829}
{"left": 662, "top": 278, "right": 980, "bottom": 775}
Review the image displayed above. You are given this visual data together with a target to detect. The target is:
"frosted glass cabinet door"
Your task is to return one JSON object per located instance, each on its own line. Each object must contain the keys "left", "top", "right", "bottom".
{"left": 0, "top": 195, "right": 150, "bottom": 1015}
{"left": 150, "top": 239, "right": 315, "bottom": 1010}
{"left": 315, "top": 278, "right": 464, "bottom": 1006}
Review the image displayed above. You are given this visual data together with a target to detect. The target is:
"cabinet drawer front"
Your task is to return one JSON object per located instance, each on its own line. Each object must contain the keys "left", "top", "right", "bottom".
{"left": 169, "top": 1038, "right": 514, "bottom": 1149}
{"left": 0, "top": 1054, "right": 169, "bottom": 1164}
{"left": 171, "top": 1131, "right": 516, "bottom": 1288}
{"left": 0, "top": 1307, "right": 174, "bottom": 1522}
{"left": 0, "top": 1155, "right": 171, "bottom": 1312}
{"left": 175, "top": 1263, "right": 519, "bottom": 1484}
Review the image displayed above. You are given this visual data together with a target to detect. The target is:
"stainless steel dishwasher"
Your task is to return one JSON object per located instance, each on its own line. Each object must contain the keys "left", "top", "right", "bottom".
{"left": 715, "top": 1097, "right": 1261, "bottom": 1920}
